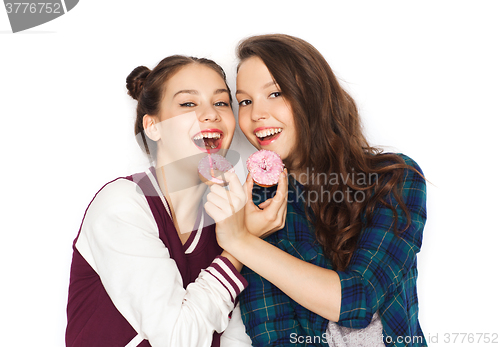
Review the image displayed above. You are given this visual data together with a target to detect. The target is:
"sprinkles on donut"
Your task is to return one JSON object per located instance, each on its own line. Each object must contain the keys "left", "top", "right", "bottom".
{"left": 246, "top": 150, "right": 285, "bottom": 187}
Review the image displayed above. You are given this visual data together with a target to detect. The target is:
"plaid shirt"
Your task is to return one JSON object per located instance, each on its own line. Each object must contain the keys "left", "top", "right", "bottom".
{"left": 240, "top": 154, "right": 427, "bottom": 347}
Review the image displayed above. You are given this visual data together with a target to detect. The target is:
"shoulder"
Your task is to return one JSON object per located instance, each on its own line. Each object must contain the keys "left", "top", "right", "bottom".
{"left": 376, "top": 152, "right": 426, "bottom": 189}
{"left": 75, "top": 176, "right": 161, "bottom": 270}
{"left": 395, "top": 153, "right": 424, "bottom": 178}
{"left": 376, "top": 152, "right": 424, "bottom": 175}
{"left": 385, "top": 154, "right": 427, "bottom": 224}
{"left": 89, "top": 178, "right": 146, "bottom": 213}
{"left": 77, "top": 176, "right": 160, "bottom": 248}
{"left": 82, "top": 176, "right": 157, "bottom": 232}
{"left": 371, "top": 153, "right": 426, "bottom": 216}
{"left": 393, "top": 153, "right": 426, "bottom": 194}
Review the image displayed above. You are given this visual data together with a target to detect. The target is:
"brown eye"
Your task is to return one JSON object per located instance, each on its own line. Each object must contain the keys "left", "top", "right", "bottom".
{"left": 238, "top": 100, "right": 251, "bottom": 107}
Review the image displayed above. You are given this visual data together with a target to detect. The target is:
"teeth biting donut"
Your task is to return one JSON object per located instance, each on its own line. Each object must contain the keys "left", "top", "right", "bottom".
{"left": 246, "top": 150, "right": 285, "bottom": 187}
{"left": 198, "top": 154, "right": 235, "bottom": 186}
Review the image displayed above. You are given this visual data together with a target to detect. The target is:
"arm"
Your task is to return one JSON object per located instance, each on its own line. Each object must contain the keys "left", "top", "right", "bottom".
{"left": 239, "top": 264, "right": 313, "bottom": 346}
{"left": 220, "top": 302, "right": 253, "bottom": 346}
{"left": 335, "top": 156, "right": 426, "bottom": 328}
{"left": 209, "top": 158, "right": 426, "bottom": 326}
{"left": 222, "top": 250, "right": 243, "bottom": 272}
{"left": 222, "top": 232, "right": 342, "bottom": 322}
{"left": 77, "top": 179, "right": 247, "bottom": 347}
{"left": 205, "top": 173, "right": 331, "bottom": 346}
{"left": 244, "top": 172, "right": 331, "bottom": 344}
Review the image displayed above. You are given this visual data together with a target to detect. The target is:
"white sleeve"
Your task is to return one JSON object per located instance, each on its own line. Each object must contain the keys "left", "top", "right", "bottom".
{"left": 75, "top": 179, "right": 248, "bottom": 347}
{"left": 220, "top": 303, "right": 253, "bottom": 347}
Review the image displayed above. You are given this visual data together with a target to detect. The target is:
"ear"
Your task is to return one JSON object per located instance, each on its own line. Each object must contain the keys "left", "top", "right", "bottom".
{"left": 143, "top": 115, "right": 161, "bottom": 141}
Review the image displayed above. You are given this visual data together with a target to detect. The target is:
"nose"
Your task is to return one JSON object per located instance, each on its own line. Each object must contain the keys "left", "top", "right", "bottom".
{"left": 198, "top": 104, "right": 221, "bottom": 123}
{"left": 250, "top": 100, "right": 269, "bottom": 122}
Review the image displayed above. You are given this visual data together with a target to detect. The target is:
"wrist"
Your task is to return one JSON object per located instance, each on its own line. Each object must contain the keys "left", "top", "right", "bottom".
{"left": 224, "top": 230, "right": 253, "bottom": 261}
{"left": 221, "top": 251, "right": 243, "bottom": 272}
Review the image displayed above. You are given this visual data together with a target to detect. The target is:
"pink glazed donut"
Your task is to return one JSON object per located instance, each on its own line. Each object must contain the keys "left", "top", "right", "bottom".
{"left": 246, "top": 150, "right": 285, "bottom": 187}
{"left": 198, "top": 154, "right": 235, "bottom": 186}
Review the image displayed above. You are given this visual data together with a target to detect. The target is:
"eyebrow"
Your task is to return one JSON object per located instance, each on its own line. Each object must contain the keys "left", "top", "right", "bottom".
{"left": 235, "top": 81, "right": 276, "bottom": 95}
{"left": 173, "top": 89, "right": 230, "bottom": 98}
{"left": 214, "top": 88, "right": 230, "bottom": 96}
{"left": 173, "top": 89, "right": 198, "bottom": 97}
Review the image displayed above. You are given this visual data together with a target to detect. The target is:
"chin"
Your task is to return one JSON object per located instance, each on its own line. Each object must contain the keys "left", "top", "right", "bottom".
{"left": 267, "top": 145, "right": 285, "bottom": 157}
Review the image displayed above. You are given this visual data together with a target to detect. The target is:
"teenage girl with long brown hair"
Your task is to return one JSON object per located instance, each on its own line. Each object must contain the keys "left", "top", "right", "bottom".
{"left": 205, "top": 34, "right": 427, "bottom": 346}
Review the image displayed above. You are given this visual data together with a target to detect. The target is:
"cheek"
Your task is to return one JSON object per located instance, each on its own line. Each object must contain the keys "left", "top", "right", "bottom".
{"left": 238, "top": 114, "right": 250, "bottom": 133}
{"left": 227, "top": 113, "right": 236, "bottom": 131}
{"left": 284, "top": 129, "right": 298, "bottom": 151}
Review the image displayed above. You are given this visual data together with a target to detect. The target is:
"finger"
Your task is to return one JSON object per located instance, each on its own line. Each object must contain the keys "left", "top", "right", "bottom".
{"left": 271, "top": 170, "right": 288, "bottom": 206}
{"left": 206, "top": 191, "right": 230, "bottom": 211}
{"left": 225, "top": 172, "right": 246, "bottom": 200}
{"left": 277, "top": 169, "right": 288, "bottom": 200}
{"left": 226, "top": 172, "right": 249, "bottom": 214}
{"left": 244, "top": 173, "right": 254, "bottom": 204}
{"left": 210, "top": 182, "right": 228, "bottom": 199}
{"left": 277, "top": 171, "right": 289, "bottom": 227}
{"left": 205, "top": 199, "right": 236, "bottom": 223}
{"left": 258, "top": 199, "right": 272, "bottom": 209}
{"left": 208, "top": 189, "right": 240, "bottom": 216}
{"left": 276, "top": 193, "right": 288, "bottom": 226}
{"left": 204, "top": 201, "right": 225, "bottom": 223}
{"left": 210, "top": 182, "right": 242, "bottom": 213}
{"left": 244, "top": 174, "right": 266, "bottom": 212}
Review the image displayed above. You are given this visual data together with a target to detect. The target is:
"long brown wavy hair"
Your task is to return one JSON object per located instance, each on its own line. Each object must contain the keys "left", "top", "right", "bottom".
{"left": 237, "top": 34, "right": 415, "bottom": 271}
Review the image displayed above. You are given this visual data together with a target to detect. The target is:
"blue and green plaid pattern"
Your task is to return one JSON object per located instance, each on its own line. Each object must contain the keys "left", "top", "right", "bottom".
{"left": 240, "top": 154, "right": 427, "bottom": 347}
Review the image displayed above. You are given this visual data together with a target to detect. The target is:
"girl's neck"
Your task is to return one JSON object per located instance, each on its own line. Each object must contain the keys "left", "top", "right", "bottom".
{"left": 155, "top": 165, "right": 207, "bottom": 238}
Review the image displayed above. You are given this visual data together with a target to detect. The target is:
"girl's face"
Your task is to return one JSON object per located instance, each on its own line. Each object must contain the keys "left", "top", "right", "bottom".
{"left": 236, "top": 57, "right": 297, "bottom": 162}
{"left": 154, "top": 64, "right": 235, "bottom": 166}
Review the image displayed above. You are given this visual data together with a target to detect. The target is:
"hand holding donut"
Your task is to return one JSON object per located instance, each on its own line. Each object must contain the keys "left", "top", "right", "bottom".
{"left": 244, "top": 169, "right": 288, "bottom": 239}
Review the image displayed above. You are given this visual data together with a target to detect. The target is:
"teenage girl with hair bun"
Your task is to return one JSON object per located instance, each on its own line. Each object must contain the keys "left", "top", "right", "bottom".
{"left": 207, "top": 34, "right": 427, "bottom": 346}
{"left": 65, "top": 55, "right": 252, "bottom": 347}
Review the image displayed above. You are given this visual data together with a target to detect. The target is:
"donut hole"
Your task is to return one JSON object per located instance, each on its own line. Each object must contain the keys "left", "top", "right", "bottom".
{"left": 259, "top": 160, "right": 270, "bottom": 171}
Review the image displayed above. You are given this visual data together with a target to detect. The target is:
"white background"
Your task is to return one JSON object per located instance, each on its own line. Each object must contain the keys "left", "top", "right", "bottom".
{"left": 1, "top": 1, "right": 499, "bottom": 346}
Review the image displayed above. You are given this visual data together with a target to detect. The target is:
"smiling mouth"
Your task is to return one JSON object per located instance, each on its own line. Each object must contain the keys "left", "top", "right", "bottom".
{"left": 255, "top": 127, "right": 282, "bottom": 145}
{"left": 192, "top": 130, "right": 223, "bottom": 152}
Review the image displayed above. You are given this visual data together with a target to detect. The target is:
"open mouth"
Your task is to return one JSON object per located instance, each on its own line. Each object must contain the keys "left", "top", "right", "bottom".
{"left": 255, "top": 127, "right": 282, "bottom": 145}
{"left": 192, "top": 129, "right": 223, "bottom": 152}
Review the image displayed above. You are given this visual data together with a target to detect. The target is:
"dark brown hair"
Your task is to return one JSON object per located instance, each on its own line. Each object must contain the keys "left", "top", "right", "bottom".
{"left": 126, "top": 55, "right": 232, "bottom": 160}
{"left": 237, "top": 34, "right": 416, "bottom": 271}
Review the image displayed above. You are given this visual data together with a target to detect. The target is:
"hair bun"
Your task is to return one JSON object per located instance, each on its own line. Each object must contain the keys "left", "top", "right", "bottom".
{"left": 126, "top": 66, "right": 151, "bottom": 100}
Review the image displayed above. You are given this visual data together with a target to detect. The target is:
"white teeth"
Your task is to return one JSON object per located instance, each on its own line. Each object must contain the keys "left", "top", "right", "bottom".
{"left": 256, "top": 128, "right": 282, "bottom": 138}
{"left": 193, "top": 132, "right": 221, "bottom": 140}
